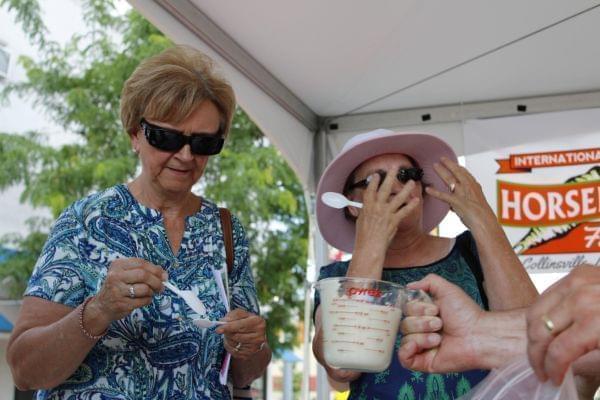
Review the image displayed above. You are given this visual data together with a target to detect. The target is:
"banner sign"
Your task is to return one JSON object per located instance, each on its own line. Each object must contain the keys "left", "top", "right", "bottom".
{"left": 464, "top": 109, "right": 600, "bottom": 273}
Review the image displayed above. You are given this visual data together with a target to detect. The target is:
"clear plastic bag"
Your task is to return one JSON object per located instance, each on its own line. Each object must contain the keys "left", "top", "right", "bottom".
{"left": 459, "top": 356, "right": 577, "bottom": 400}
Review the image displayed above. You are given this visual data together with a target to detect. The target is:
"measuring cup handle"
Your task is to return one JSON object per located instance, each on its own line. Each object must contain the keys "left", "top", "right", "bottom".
{"left": 406, "top": 289, "right": 433, "bottom": 304}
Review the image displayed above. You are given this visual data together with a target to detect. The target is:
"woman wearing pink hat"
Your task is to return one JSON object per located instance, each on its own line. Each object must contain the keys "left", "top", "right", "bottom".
{"left": 312, "top": 129, "right": 538, "bottom": 399}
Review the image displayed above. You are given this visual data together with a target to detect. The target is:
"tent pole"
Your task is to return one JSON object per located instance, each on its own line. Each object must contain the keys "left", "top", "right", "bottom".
{"left": 311, "top": 126, "right": 332, "bottom": 400}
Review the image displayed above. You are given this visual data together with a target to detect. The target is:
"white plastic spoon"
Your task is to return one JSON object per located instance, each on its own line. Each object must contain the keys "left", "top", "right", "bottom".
{"left": 191, "top": 317, "right": 225, "bottom": 329}
{"left": 321, "top": 192, "right": 363, "bottom": 209}
{"left": 163, "top": 281, "right": 207, "bottom": 315}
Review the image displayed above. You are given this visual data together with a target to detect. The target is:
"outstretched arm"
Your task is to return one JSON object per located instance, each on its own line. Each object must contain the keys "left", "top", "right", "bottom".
{"left": 399, "top": 273, "right": 527, "bottom": 373}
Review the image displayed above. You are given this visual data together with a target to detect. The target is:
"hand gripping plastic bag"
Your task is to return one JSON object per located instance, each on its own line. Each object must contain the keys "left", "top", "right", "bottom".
{"left": 458, "top": 356, "right": 577, "bottom": 400}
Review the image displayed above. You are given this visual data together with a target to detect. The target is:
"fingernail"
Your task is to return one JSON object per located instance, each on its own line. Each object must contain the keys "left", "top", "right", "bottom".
{"left": 429, "top": 319, "right": 442, "bottom": 330}
{"left": 162, "top": 272, "right": 168, "bottom": 281}
{"left": 427, "top": 333, "right": 439, "bottom": 344}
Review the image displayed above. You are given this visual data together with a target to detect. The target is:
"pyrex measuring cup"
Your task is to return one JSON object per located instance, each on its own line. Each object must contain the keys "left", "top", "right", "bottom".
{"left": 315, "top": 276, "right": 429, "bottom": 373}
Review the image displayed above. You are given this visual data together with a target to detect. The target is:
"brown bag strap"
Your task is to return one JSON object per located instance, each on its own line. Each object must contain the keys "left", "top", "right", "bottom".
{"left": 219, "top": 207, "right": 234, "bottom": 274}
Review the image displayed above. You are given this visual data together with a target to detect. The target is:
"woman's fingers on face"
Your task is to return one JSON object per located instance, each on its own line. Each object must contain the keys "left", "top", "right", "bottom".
{"left": 439, "top": 157, "right": 471, "bottom": 183}
{"left": 363, "top": 172, "right": 381, "bottom": 201}
{"left": 391, "top": 196, "right": 419, "bottom": 223}
{"left": 424, "top": 186, "right": 454, "bottom": 207}
{"left": 433, "top": 160, "right": 458, "bottom": 187}
{"left": 377, "top": 169, "right": 397, "bottom": 200}
{"left": 389, "top": 180, "right": 415, "bottom": 207}
{"left": 401, "top": 316, "right": 442, "bottom": 335}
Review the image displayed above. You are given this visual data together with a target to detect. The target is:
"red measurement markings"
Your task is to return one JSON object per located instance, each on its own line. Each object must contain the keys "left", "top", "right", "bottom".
{"left": 364, "top": 348, "right": 385, "bottom": 354}
{"left": 331, "top": 340, "right": 365, "bottom": 345}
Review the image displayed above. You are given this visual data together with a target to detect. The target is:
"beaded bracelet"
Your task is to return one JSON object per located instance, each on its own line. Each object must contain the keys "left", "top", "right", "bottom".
{"left": 79, "top": 296, "right": 108, "bottom": 340}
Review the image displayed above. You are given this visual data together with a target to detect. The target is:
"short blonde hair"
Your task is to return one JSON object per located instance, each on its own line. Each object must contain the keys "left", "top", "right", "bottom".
{"left": 120, "top": 45, "right": 236, "bottom": 137}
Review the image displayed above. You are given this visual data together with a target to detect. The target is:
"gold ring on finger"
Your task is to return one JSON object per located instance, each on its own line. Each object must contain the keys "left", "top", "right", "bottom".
{"left": 541, "top": 314, "right": 555, "bottom": 334}
{"left": 129, "top": 285, "right": 136, "bottom": 299}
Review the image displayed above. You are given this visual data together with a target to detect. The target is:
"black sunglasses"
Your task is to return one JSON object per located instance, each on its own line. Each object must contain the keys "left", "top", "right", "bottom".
{"left": 140, "top": 118, "right": 225, "bottom": 156}
{"left": 349, "top": 167, "right": 424, "bottom": 190}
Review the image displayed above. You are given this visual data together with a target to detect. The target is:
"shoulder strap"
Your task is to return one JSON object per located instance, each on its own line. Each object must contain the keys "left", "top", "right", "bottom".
{"left": 455, "top": 232, "right": 490, "bottom": 310}
{"left": 219, "top": 207, "right": 234, "bottom": 274}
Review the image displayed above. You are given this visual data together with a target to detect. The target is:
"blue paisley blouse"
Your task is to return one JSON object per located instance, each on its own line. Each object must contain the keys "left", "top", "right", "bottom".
{"left": 314, "top": 231, "right": 490, "bottom": 400}
{"left": 25, "top": 184, "right": 259, "bottom": 400}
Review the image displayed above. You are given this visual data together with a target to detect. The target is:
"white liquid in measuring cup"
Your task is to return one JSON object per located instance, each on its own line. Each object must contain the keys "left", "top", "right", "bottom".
{"left": 319, "top": 283, "right": 403, "bottom": 372}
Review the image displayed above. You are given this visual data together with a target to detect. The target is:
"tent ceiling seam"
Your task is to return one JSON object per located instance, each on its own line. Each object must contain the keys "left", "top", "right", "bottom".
{"left": 337, "top": 2, "right": 600, "bottom": 117}
{"left": 155, "top": 0, "right": 320, "bottom": 132}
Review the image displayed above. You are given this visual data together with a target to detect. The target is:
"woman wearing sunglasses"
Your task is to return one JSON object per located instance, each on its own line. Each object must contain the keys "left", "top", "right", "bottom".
{"left": 312, "top": 129, "right": 538, "bottom": 399}
{"left": 7, "top": 46, "right": 270, "bottom": 399}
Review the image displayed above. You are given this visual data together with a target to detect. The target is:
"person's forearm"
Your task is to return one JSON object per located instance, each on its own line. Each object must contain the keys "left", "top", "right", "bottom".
{"left": 470, "top": 214, "right": 538, "bottom": 310}
{"left": 347, "top": 241, "right": 387, "bottom": 279}
{"left": 8, "top": 300, "right": 110, "bottom": 390}
{"left": 230, "top": 346, "right": 272, "bottom": 387}
{"left": 471, "top": 308, "right": 527, "bottom": 370}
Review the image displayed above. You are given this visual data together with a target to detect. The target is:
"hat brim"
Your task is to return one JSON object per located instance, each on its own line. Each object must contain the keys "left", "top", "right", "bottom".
{"left": 316, "top": 132, "right": 457, "bottom": 253}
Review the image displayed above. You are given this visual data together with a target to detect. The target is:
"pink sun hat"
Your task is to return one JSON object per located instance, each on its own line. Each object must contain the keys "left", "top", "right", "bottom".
{"left": 316, "top": 129, "right": 458, "bottom": 253}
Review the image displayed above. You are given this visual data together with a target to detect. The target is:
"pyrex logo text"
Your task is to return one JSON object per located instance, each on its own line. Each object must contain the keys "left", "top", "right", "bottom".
{"left": 346, "top": 287, "right": 382, "bottom": 297}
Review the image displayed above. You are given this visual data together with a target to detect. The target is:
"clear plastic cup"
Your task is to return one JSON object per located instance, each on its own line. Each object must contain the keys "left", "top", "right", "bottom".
{"left": 315, "top": 276, "right": 427, "bottom": 372}
{"left": 459, "top": 356, "right": 577, "bottom": 400}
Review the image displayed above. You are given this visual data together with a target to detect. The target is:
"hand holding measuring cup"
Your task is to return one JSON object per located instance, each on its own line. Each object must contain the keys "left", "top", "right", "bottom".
{"left": 314, "top": 276, "right": 431, "bottom": 373}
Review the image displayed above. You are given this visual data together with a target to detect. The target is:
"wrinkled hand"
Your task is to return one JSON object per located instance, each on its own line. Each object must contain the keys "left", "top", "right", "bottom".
{"left": 353, "top": 172, "right": 420, "bottom": 252}
{"left": 216, "top": 309, "right": 268, "bottom": 360}
{"left": 526, "top": 265, "right": 600, "bottom": 384}
{"left": 399, "top": 274, "right": 483, "bottom": 373}
{"left": 92, "top": 258, "right": 166, "bottom": 323}
{"left": 425, "top": 157, "right": 495, "bottom": 229}
{"left": 325, "top": 367, "right": 361, "bottom": 383}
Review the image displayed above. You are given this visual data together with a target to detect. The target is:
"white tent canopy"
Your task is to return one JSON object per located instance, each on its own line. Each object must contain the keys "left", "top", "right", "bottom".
{"left": 129, "top": 0, "right": 600, "bottom": 192}
{"left": 127, "top": 1, "right": 600, "bottom": 397}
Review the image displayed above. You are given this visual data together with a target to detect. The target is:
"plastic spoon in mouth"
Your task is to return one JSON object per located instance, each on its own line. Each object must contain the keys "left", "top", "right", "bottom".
{"left": 321, "top": 192, "right": 363, "bottom": 209}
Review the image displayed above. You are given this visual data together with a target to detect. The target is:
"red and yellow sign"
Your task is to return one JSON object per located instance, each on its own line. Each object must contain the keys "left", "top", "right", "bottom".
{"left": 497, "top": 180, "right": 600, "bottom": 226}
{"left": 496, "top": 148, "right": 600, "bottom": 173}
{"left": 495, "top": 149, "right": 600, "bottom": 255}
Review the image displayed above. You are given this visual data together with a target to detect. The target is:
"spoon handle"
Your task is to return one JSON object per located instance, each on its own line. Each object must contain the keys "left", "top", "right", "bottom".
{"left": 163, "top": 281, "right": 182, "bottom": 296}
{"left": 347, "top": 199, "right": 363, "bottom": 208}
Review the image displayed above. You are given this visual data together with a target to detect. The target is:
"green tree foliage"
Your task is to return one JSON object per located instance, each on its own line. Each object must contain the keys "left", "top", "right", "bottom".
{"left": 0, "top": 0, "right": 307, "bottom": 351}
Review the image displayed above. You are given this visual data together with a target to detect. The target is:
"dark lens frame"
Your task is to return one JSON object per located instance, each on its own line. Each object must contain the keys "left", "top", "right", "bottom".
{"left": 140, "top": 118, "right": 224, "bottom": 156}
{"left": 349, "top": 167, "right": 424, "bottom": 190}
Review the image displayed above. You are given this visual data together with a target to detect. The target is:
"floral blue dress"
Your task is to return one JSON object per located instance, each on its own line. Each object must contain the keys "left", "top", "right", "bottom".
{"left": 25, "top": 184, "right": 259, "bottom": 399}
{"left": 314, "top": 231, "right": 490, "bottom": 400}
